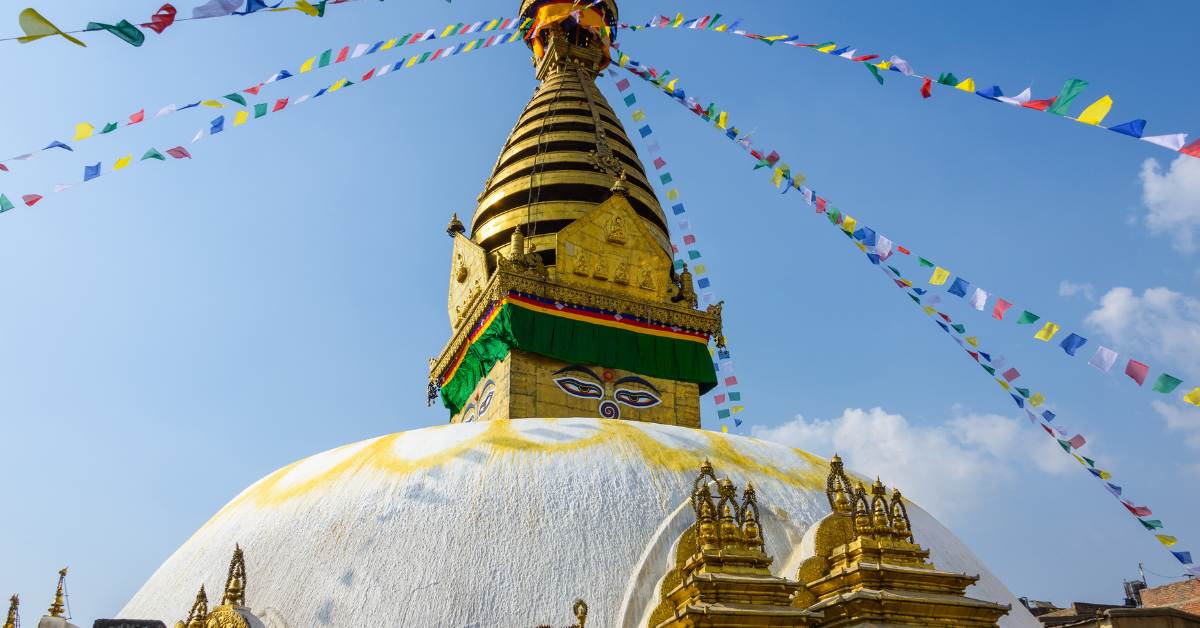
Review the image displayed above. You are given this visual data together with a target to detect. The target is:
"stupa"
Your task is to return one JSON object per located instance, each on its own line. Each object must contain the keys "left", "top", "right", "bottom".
{"left": 103, "top": 1, "right": 1041, "bottom": 626}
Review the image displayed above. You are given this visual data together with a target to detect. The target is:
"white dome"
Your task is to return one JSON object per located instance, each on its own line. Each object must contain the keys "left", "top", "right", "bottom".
{"left": 119, "top": 419, "right": 1038, "bottom": 627}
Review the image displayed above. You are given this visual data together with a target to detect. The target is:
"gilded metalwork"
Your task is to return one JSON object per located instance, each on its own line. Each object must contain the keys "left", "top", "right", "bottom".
{"left": 535, "top": 598, "right": 589, "bottom": 628}
{"left": 47, "top": 567, "right": 67, "bottom": 618}
{"left": 205, "top": 545, "right": 254, "bottom": 628}
{"left": 174, "top": 585, "right": 209, "bottom": 628}
{"left": 4, "top": 594, "right": 17, "bottom": 628}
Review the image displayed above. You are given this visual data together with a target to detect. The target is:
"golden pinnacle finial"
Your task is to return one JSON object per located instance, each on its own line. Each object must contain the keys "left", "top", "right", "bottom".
{"left": 573, "top": 599, "right": 588, "bottom": 627}
{"left": 446, "top": 212, "right": 465, "bottom": 238}
{"left": 221, "top": 544, "right": 247, "bottom": 608}
{"left": 610, "top": 170, "right": 628, "bottom": 196}
{"left": 175, "top": 585, "right": 209, "bottom": 628}
{"left": 4, "top": 594, "right": 17, "bottom": 628}
{"left": 47, "top": 567, "right": 67, "bottom": 618}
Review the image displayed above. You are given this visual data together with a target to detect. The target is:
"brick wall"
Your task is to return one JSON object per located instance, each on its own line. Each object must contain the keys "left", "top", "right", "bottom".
{"left": 1141, "top": 579, "right": 1200, "bottom": 615}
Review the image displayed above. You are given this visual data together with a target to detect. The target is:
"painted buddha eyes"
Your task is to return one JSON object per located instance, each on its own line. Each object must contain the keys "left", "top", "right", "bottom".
{"left": 478, "top": 380, "right": 496, "bottom": 416}
{"left": 552, "top": 365, "right": 663, "bottom": 413}
{"left": 462, "top": 403, "right": 477, "bottom": 423}
{"left": 553, "top": 377, "right": 605, "bottom": 399}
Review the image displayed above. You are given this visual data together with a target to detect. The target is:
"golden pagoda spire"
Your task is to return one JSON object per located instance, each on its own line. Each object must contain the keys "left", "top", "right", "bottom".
{"left": 4, "top": 594, "right": 17, "bottom": 628}
{"left": 220, "top": 544, "right": 247, "bottom": 607}
{"left": 47, "top": 567, "right": 67, "bottom": 618}
{"left": 174, "top": 585, "right": 208, "bottom": 628}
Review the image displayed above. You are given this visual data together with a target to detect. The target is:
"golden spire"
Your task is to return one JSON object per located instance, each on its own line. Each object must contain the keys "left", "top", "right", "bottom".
{"left": 174, "top": 585, "right": 209, "bottom": 628}
{"left": 572, "top": 599, "right": 588, "bottom": 628}
{"left": 47, "top": 567, "right": 67, "bottom": 618}
{"left": 220, "top": 545, "right": 247, "bottom": 607}
{"left": 445, "top": 212, "right": 465, "bottom": 238}
{"left": 4, "top": 594, "right": 17, "bottom": 628}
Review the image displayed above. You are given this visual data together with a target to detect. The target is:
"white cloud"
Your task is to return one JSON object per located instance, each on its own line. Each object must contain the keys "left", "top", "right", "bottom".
{"left": 1084, "top": 286, "right": 1200, "bottom": 380}
{"left": 1151, "top": 401, "right": 1200, "bottom": 478}
{"left": 1139, "top": 155, "right": 1200, "bottom": 253}
{"left": 751, "top": 406, "right": 1071, "bottom": 522}
{"left": 1058, "top": 280, "right": 1095, "bottom": 301}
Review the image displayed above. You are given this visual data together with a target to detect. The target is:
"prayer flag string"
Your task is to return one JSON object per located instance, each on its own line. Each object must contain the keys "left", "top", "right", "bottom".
{"left": 616, "top": 13, "right": 1200, "bottom": 161}
{"left": 0, "top": 31, "right": 522, "bottom": 213}
{"left": 610, "top": 73, "right": 747, "bottom": 432}
{"left": 616, "top": 47, "right": 1199, "bottom": 575}
{"left": 0, "top": 15, "right": 533, "bottom": 175}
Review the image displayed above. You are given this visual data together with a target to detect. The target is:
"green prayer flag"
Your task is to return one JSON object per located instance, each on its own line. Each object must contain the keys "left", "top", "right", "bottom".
{"left": 918, "top": 257, "right": 934, "bottom": 268}
{"left": 318, "top": 48, "right": 333, "bottom": 67}
{"left": 1017, "top": 311, "right": 1041, "bottom": 325}
{"left": 1016, "top": 387, "right": 1030, "bottom": 398}
{"left": 254, "top": 103, "right": 268, "bottom": 119}
{"left": 1139, "top": 519, "right": 1164, "bottom": 531}
{"left": 908, "top": 294, "right": 921, "bottom": 304}
{"left": 865, "top": 63, "right": 884, "bottom": 85}
{"left": 140, "top": 148, "right": 165, "bottom": 161}
{"left": 708, "top": 13, "right": 721, "bottom": 29}
{"left": 937, "top": 72, "right": 958, "bottom": 86}
{"left": 100, "top": 122, "right": 119, "bottom": 134}
{"left": 717, "top": 408, "right": 731, "bottom": 419}
{"left": 623, "top": 94, "right": 636, "bottom": 106}
{"left": 728, "top": 392, "right": 741, "bottom": 401}
{"left": 85, "top": 20, "right": 145, "bottom": 47}
{"left": 1058, "top": 439, "right": 1072, "bottom": 453}
{"left": 1081, "top": 455, "right": 1095, "bottom": 467}
{"left": 418, "top": 51, "right": 432, "bottom": 64}
{"left": 888, "top": 265, "right": 902, "bottom": 277}
{"left": 951, "top": 323, "right": 966, "bottom": 333}
{"left": 1046, "top": 78, "right": 1089, "bottom": 116}
{"left": 0, "top": 194, "right": 13, "bottom": 213}
{"left": 225, "top": 93, "right": 247, "bottom": 106}
{"left": 1152, "top": 373, "right": 1183, "bottom": 393}
{"left": 660, "top": 173, "right": 672, "bottom": 184}
{"left": 981, "top": 365, "right": 996, "bottom": 375}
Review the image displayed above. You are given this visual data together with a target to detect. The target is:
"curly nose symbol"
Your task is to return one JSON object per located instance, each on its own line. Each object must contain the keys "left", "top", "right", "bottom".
{"left": 599, "top": 400, "right": 620, "bottom": 419}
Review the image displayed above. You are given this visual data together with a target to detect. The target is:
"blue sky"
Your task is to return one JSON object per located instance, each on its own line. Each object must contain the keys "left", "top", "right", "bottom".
{"left": 1, "top": 0, "right": 1199, "bottom": 622}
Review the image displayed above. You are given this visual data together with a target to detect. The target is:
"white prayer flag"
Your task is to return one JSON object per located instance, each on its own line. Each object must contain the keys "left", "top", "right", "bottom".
{"left": 1142, "top": 134, "right": 1187, "bottom": 151}
{"left": 969, "top": 288, "right": 988, "bottom": 311}
{"left": 1089, "top": 346, "right": 1119, "bottom": 372}
{"left": 351, "top": 43, "right": 370, "bottom": 59}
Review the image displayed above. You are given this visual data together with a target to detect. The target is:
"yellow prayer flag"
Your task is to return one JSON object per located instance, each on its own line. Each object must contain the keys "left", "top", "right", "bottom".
{"left": 1156, "top": 534, "right": 1178, "bottom": 547}
{"left": 855, "top": 242, "right": 868, "bottom": 253}
{"left": 1076, "top": 95, "right": 1112, "bottom": 126}
{"left": 74, "top": 123, "right": 95, "bottom": 141}
{"left": 618, "top": 53, "right": 629, "bottom": 67}
{"left": 300, "top": 57, "right": 317, "bottom": 73}
{"left": 483, "top": 19, "right": 499, "bottom": 31}
{"left": 693, "top": 264, "right": 706, "bottom": 274}
{"left": 666, "top": 189, "right": 679, "bottom": 201}
{"left": 292, "top": 0, "right": 323, "bottom": 17}
{"left": 956, "top": 78, "right": 976, "bottom": 92}
{"left": 732, "top": 405, "right": 744, "bottom": 414}
{"left": 1184, "top": 387, "right": 1200, "bottom": 407}
{"left": 1098, "top": 470, "right": 1112, "bottom": 480}
{"left": 664, "top": 79, "right": 678, "bottom": 94}
{"left": 201, "top": 100, "right": 224, "bottom": 108}
{"left": 714, "top": 24, "right": 728, "bottom": 32}
{"left": 817, "top": 43, "right": 837, "bottom": 53}
{"left": 113, "top": 155, "right": 132, "bottom": 171}
{"left": 874, "top": 60, "right": 891, "bottom": 71}
{"left": 966, "top": 336, "right": 979, "bottom": 347}
{"left": 672, "top": 13, "right": 684, "bottom": 27}
{"left": 233, "top": 111, "right": 249, "bottom": 126}
{"left": 772, "top": 167, "right": 785, "bottom": 188}
{"left": 441, "top": 24, "right": 458, "bottom": 38}
{"left": 929, "top": 267, "right": 950, "bottom": 286}
{"left": 716, "top": 111, "right": 728, "bottom": 129}
{"left": 17, "top": 8, "right": 86, "bottom": 47}
{"left": 1072, "top": 454, "right": 1086, "bottom": 466}
{"left": 632, "top": 109, "right": 646, "bottom": 121}
{"left": 922, "top": 306, "right": 935, "bottom": 316}
{"left": 379, "top": 38, "right": 397, "bottom": 51}
{"left": 463, "top": 40, "right": 478, "bottom": 53}
{"left": 720, "top": 424, "right": 729, "bottom": 433}
{"left": 900, "top": 279, "right": 913, "bottom": 288}
{"left": 842, "top": 215, "right": 857, "bottom": 233}
{"left": 329, "top": 78, "right": 348, "bottom": 92}
{"left": 1030, "top": 393, "right": 1045, "bottom": 407}
{"left": 1034, "top": 321, "right": 1060, "bottom": 341}
{"left": 406, "top": 56, "right": 420, "bottom": 68}
{"left": 996, "top": 379, "right": 1010, "bottom": 391}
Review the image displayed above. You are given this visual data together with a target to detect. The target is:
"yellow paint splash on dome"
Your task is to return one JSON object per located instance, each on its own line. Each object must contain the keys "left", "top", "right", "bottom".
{"left": 206, "top": 420, "right": 828, "bottom": 521}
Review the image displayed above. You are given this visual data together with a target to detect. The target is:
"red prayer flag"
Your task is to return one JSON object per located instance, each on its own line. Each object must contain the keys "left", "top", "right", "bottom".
{"left": 653, "top": 157, "right": 666, "bottom": 170}
{"left": 993, "top": 298, "right": 1014, "bottom": 320}
{"left": 22, "top": 194, "right": 43, "bottom": 206}
{"left": 166, "top": 146, "right": 191, "bottom": 159}
{"left": 851, "top": 54, "right": 880, "bottom": 62}
{"left": 407, "top": 33, "right": 422, "bottom": 45}
{"left": 431, "top": 48, "right": 445, "bottom": 61}
{"left": 272, "top": 98, "right": 288, "bottom": 112}
{"left": 1125, "top": 359, "right": 1149, "bottom": 386}
{"left": 1041, "top": 424, "right": 1054, "bottom": 436}
{"left": 1023, "top": 97, "right": 1056, "bottom": 111}
{"left": 141, "top": 4, "right": 177, "bottom": 34}
{"left": 244, "top": 84, "right": 262, "bottom": 95}
{"left": 713, "top": 393, "right": 726, "bottom": 405}
{"left": 671, "top": 244, "right": 678, "bottom": 254}
{"left": 967, "top": 351, "right": 980, "bottom": 362}
{"left": 1181, "top": 138, "right": 1200, "bottom": 158}
{"left": 615, "top": 78, "right": 631, "bottom": 92}
{"left": 485, "top": 35, "right": 497, "bottom": 47}
{"left": 765, "top": 151, "right": 780, "bottom": 166}
{"left": 335, "top": 46, "right": 350, "bottom": 63}
{"left": 1122, "top": 501, "right": 1152, "bottom": 517}
{"left": 815, "top": 197, "right": 827, "bottom": 213}
{"left": 897, "top": 245, "right": 911, "bottom": 255}
{"left": 1068, "top": 434, "right": 1086, "bottom": 449}
{"left": 683, "top": 234, "right": 696, "bottom": 245}
{"left": 1002, "top": 368, "right": 1020, "bottom": 382}
{"left": 939, "top": 313, "right": 952, "bottom": 323}
{"left": 920, "top": 77, "right": 932, "bottom": 98}
{"left": 361, "top": 68, "right": 375, "bottom": 81}
{"left": 0, "top": 163, "right": 8, "bottom": 172}
{"left": 724, "top": 376, "right": 738, "bottom": 387}
{"left": 128, "top": 109, "right": 145, "bottom": 125}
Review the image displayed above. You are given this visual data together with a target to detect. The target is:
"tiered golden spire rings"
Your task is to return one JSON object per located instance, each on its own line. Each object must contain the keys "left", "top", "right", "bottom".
{"left": 824, "top": 456, "right": 914, "bottom": 542}
{"left": 220, "top": 544, "right": 247, "bottom": 607}
{"left": 47, "top": 567, "right": 67, "bottom": 618}
{"left": 173, "top": 585, "right": 209, "bottom": 628}
{"left": 4, "top": 594, "right": 17, "bottom": 628}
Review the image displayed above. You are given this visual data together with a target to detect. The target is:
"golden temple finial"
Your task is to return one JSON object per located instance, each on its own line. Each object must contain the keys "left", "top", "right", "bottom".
{"left": 572, "top": 599, "right": 588, "bottom": 628}
{"left": 174, "top": 585, "right": 209, "bottom": 628}
{"left": 221, "top": 544, "right": 247, "bottom": 607}
{"left": 825, "top": 453, "right": 854, "bottom": 514}
{"left": 871, "top": 478, "right": 893, "bottom": 535}
{"left": 47, "top": 567, "right": 67, "bottom": 618}
{"left": 446, "top": 212, "right": 465, "bottom": 238}
{"left": 739, "top": 482, "right": 765, "bottom": 551}
{"left": 4, "top": 594, "right": 17, "bottom": 628}
{"left": 890, "top": 487, "right": 914, "bottom": 542}
{"left": 609, "top": 170, "right": 628, "bottom": 196}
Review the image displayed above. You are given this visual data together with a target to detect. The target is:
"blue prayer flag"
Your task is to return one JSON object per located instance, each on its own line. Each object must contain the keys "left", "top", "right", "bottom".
{"left": 367, "top": 41, "right": 384, "bottom": 54}
{"left": 638, "top": 125, "right": 652, "bottom": 138}
{"left": 1060, "top": 333, "right": 1088, "bottom": 356}
{"left": 1011, "top": 393, "right": 1024, "bottom": 408}
{"left": 210, "top": 116, "right": 225, "bottom": 134}
{"left": 1042, "top": 410, "right": 1056, "bottom": 422}
{"left": 43, "top": 140, "right": 72, "bottom": 152}
{"left": 313, "top": 88, "right": 328, "bottom": 98}
{"left": 936, "top": 321, "right": 950, "bottom": 333}
{"left": 697, "top": 277, "right": 710, "bottom": 289}
{"left": 1107, "top": 119, "right": 1146, "bottom": 138}
{"left": 830, "top": 45, "right": 850, "bottom": 55}
{"left": 671, "top": 203, "right": 685, "bottom": 215}
{"left": 913, "top": 288, "right": 927, "bottom": 295}
{"left": 1172, "top": 551, "right": 1193, "bottom": 565}
{"left": 979, "top": 351, "right": 992, "bottom": 362}
{"left": 866, "top": 254, "right": 881, "bottom": 265}
{"left": 948, "top": 277, "right": 971, "bottom": 297}
{"left": 734, "top": 418, "right": 743, "bottom": 427}
{"left": 83, "top": 162, "right": 101, "bottom": 182}
{"left": 235, "top": 0, "right": 281, "bottom": 15}
{"left": 178, "top": 101, "right": 201, "bottom": 111}
{"left": 275, "top": 69, "right": 293, "bottom": 81}
{"left": 975, "top": 85, "right": 1003, "bottom": 100}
